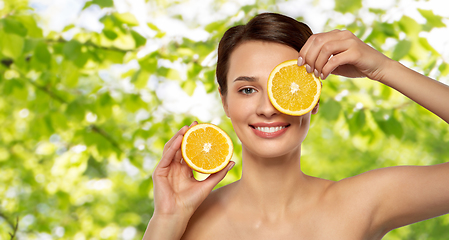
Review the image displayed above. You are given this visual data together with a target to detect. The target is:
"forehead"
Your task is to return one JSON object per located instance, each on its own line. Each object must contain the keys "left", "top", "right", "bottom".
{"left": 227, "top": 41, "right": 299, "bottom": 83}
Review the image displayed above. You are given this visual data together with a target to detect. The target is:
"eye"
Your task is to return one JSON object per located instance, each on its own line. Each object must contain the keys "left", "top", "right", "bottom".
{"left": 239, "top": 87, "right": 257, "bottom": 95}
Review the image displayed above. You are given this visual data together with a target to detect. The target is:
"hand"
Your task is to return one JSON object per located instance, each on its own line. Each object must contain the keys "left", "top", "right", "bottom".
{"left": 298, "top": 29, "right": 393, "bottom": 81}
{"left": 151, "top": 121, "right": 235, "bottom": 220}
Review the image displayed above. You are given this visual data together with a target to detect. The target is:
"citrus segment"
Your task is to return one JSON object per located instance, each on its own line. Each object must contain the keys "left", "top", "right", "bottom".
{"left": 268, "top": 59, "right": 322, "bottom": 116}
{"left": 181, "top": 123, "right": 233, "bottom": 174}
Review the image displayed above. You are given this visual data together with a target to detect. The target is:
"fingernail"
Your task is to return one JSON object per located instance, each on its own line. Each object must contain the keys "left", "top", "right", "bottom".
{"left": 305, "top": 64, "right": 312, "bottom": 73}
{"left": 314, "top": 69, "right": 319, "bottom": 78}
{"left": 320, "top": 73, "right": 325, "bottom": 79}
{"left": 297, "top": 56, "right": 304, "bottom": 66}
{"left": 227, "top": 162, "right": 235, "bottom": 171}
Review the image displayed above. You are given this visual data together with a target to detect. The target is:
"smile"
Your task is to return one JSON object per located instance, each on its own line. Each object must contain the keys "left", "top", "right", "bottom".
{"left": 249, "top": 123, "right": 290, "bottom": 139}
{"left": 254, "top": 126, "right": 286, "bottom": 133}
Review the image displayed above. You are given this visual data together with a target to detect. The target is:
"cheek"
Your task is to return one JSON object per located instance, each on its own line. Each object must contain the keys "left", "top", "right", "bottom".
{"left": 227, "top": 96, "right": 256, "bottom": 122}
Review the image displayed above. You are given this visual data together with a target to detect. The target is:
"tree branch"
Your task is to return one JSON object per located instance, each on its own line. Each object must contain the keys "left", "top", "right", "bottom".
{"left": 90, "top": 124, "right": 122, "bottom": 152}
{"left": 0, "top": 211, "right": 15, "bottom": 230}
{"left": 1, "top": 37, "right": 133, "bottom": 68}
{"left": 27, "top": 79, "right": 68, "bottom": 104}
{"left": 0, "top": 211, "right": 19, "bottom": 239}
{"left": 46, "top": 38, "right": 131, "bottom": 53}
{"left": 9, "top": 216, "right": 19, "bottom": 240}
{"left": 24, "top": 79, "right": 122, "bottom": 152}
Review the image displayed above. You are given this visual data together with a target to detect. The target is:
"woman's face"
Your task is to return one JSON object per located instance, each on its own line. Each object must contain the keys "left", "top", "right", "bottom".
{"left": 221, "top": 41, "right": 318, "bottom": 158}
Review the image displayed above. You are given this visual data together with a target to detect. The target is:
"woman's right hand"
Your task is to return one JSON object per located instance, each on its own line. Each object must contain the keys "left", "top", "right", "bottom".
{"left": 151, "top": 121, "right": 235, "bottom": 220}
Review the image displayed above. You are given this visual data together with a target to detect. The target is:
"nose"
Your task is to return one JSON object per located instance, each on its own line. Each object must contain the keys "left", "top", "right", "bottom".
{"left": 256, "top": 91, "right": 279, "bottom": 118}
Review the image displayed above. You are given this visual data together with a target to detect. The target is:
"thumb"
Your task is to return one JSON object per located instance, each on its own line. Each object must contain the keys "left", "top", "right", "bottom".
{"left": 202, "top": 161, "right": 235, "bottom": 192}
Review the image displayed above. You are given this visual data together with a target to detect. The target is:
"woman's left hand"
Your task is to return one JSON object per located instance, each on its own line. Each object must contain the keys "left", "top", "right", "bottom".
{"left": 298, "top": 29, "right": 393, "bottom": 81}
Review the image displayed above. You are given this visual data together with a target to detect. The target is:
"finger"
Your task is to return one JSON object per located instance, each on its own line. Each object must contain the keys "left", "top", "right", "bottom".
{"left": 298, "top": 34, "right": 316, "bottom": 65}
{"left": 189, "top": 121, "right": 198, "bottom": 127}
{"left": 299, "top": 34, "right": 318, "bottom": 72}
{"left": 321, "top": 49, "right": 359, "bottom": 79}
{"left": 314, "top": 39, "right": 353, "bottom": 78}
{"left": 179, "top": 157, "right": 194, "bottom": 178}
{"left": 172, "top": 122, "right": 196, "bottom": 163}
{"left": 163, "top": 125, "right": 189, "bottom": 154}
{"left": 300, "top": 30, "right": 343, "bottom": 75}
{"left": 201, "top": 161, "right": 235, "bottom": 192}
{"left": 157, "top": 135, "right": 183, "bottom": 169}
{"left": 174, "top": 148, "right": 183, "bottom": 163}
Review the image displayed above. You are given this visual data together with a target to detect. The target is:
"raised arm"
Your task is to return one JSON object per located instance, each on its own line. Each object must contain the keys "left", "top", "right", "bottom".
{"left": 144, "top": 122, "right": 234, "bottom": 240}
{"left": 298, "top": 29, "right": 449, "bottom": 124}
{"left": 298, "top": 29, "right": 449, "bottom": 234}
{"left": 379, "top": 59, "right": 449, "bottom": 124}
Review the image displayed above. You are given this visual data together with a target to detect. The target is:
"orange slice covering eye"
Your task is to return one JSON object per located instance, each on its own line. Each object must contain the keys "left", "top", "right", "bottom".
{"left": 268, "top": 60, "right": 322, "bottom": 116}
{"left": 181, "top": 123, "right": 233, "bottom": 174}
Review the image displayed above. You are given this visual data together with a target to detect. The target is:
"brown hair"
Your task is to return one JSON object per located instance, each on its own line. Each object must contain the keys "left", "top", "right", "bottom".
{"left": 216, "top": 12, "right": 313, "bottom": 96}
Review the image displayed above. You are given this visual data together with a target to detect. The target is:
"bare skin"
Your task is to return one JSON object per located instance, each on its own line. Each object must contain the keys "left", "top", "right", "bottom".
{"left": 144, "top": 30, "right": 449, "bottom": 240}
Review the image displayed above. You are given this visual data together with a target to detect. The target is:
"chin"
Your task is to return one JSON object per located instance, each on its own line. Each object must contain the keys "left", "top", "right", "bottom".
{"left": 243, "top": 141, "right": 302, "bottom": 159}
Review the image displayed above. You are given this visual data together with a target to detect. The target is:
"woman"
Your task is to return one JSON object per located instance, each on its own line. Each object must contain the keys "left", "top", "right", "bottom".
{"left": 144, "top": 13, "right": 449, "bottom": 239}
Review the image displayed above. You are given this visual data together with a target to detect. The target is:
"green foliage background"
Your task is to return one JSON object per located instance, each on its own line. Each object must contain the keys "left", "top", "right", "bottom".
{"left": 1, "top": 0, "right": 448, "bottom": 239}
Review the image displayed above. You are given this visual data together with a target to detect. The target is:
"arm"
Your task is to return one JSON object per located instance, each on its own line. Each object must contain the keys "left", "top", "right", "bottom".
{"left": 298, "top": 29, "right": 449, "bottom": 233}
{"left": 298, "top": 29, "right": 449, "bottom": 124}
{"left": 143, "top": 122, "right": 234, "bottom": 240}
{"left": 380, "top": 59, "right": 449, "bottom": 124}
{"left": 334, "top": 163, "right": 449, "bottom": 234}
{"left": 144, "top": 214, "right": 190, "bottom": 240}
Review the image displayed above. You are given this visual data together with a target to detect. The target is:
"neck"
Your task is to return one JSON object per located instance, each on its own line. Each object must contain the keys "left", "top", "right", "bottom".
{"left": 233, "top": 144, "right": 311, "bottom": 216}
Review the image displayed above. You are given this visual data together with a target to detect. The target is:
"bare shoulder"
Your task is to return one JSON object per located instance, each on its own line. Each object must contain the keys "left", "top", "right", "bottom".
{"left": 323, "top": 166, "right": 421, "bottom": 235}
{"left": 311, "top": 169, "right": 397, "bottom": 238}
{"left": 181, "top": 181, "right": 238, "bottom": 240}
{"left": 330, "top": 164, "right": 449, "bottom": 233}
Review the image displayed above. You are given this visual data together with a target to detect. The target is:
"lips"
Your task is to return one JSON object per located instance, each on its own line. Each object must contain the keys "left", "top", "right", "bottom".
{"left": 249, "top": 122, "right": 290, "bottom": 138}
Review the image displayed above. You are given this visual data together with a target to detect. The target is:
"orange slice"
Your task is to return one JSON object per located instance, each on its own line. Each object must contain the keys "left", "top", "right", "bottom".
{"left": 181, "top": 123, "right": 233, "bottom": 174}
{"left": 267, "top": 59, "right": 321, "bottom": 116}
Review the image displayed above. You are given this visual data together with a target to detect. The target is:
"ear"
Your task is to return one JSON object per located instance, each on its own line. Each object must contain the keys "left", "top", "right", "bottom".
{"left": 311, "top": 99, "right": 319, "bottom": 114}
{"left": 219, "top": 87, "right": 230, "bottom": 118}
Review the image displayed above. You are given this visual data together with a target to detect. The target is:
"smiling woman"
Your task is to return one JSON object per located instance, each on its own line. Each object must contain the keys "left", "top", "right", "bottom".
{"left": 144, "top": 12, "right": 449, "bottom": 240}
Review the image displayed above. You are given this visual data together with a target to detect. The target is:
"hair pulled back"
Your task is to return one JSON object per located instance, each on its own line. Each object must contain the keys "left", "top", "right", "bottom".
{"left": 216, "top": 12, "right": 313, "bottom": 96}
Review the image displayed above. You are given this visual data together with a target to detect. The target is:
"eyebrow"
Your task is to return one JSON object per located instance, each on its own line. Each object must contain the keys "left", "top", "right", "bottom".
{"left": 233, "top": 76, "right": 258, "bottom": 82}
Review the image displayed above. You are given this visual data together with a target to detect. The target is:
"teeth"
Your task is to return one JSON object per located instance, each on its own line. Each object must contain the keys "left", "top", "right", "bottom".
{"left": 255, "top": 126, "right": 285, "bottom": 133}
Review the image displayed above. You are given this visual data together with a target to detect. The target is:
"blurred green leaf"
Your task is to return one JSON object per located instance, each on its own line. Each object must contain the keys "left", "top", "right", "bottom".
{"left": 187, "top": 62, "right": 202, "bottom": 79}
{"left": 418, "top": 9, "right": 446, "bottom": 28}
{"left": 131, "top": 30, "right": 147, "bottom": 48}
{"left": 63, "top": 40, "right": 82, "bottom": 61}
{"left": 375, "top": 114, "right": 404, "bottom": 139}
{"left": 83, "top": 155, "right": 108, "bottom": 178}
{"left": 181, "top": 80, "right": 196, "bottom": 96}
{"left": 113, "top": 12, "right": 139, "bottom": 26}
{"left": 347, "top": 110, "right": 366, "bottom": 136}
{"left": 335, "top": 0, "right": 362, "bottom": 13}
{"left": 392, "top": 40, "right": 411, "bottom": 61}
{"left": 103, "top": 29, "right": 118, "bottom": 40}
{"left": 0, "top": 30, "right": 24, "bottom": 59}
{"left": 113, "top": 33, "right": 136, "bottom": 50}
{"left": 13, "top": 15, "right": 43, "bottom": 38}
{"left": 398, "top": 16, "right": 421, "bottom": 37}
{"left": 34, "top": 42, "right": 51, "bottom": 65}
{"left": 66, "top": 100, "right": 86, "bottom": 122}
{"left": 439, "top": 63, "right": 449, "bottom": 76}
{"left": 321, "top": 99, "right": 341, "bottom": 121}
{"left": 2, "top": 18, "right": 27, "bottom": 36}
{"left": 132, "top": 70, "right": 150, "bottom": 89}
{"left": 92, "top": 0, "right": 113, "bottom": 8}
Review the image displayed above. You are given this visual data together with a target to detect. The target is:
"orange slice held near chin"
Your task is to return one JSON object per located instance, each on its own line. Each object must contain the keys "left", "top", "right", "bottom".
{"left": 181, "top": 123, "right": 233, "bottom": 174}
{"left": 268, "top": 59, "right": 322, "bottom": 116}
